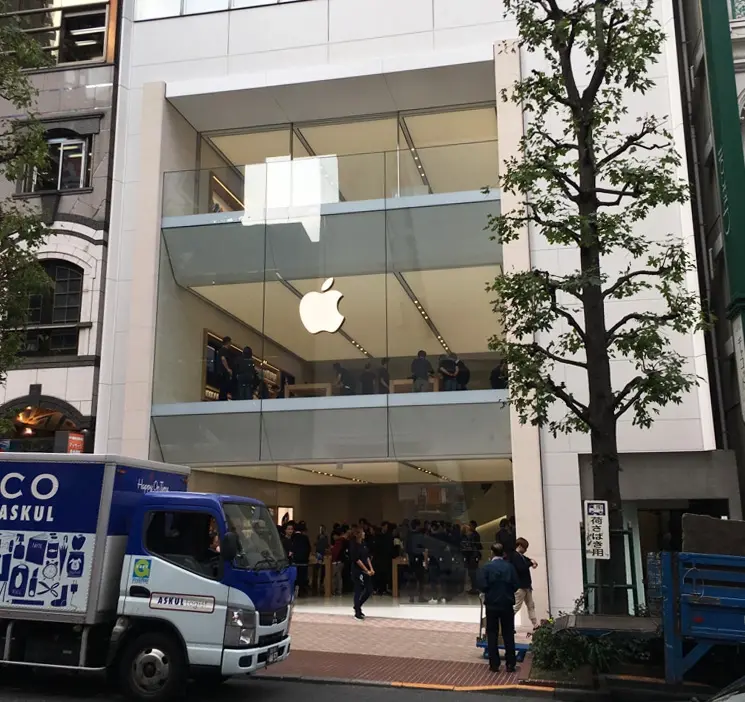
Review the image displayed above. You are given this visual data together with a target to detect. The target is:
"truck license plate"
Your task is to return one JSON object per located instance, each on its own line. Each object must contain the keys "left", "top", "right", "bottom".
{"left": 267, "top": 647, "right": 278, "bottom": 665}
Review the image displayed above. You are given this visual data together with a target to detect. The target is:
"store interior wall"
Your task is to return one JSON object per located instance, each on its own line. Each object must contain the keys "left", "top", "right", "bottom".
{"left": 188, "top": 469, "right": 514, "bottom": 537}
{"left": 153, "top": 247, "right": 308, "bottom": 404}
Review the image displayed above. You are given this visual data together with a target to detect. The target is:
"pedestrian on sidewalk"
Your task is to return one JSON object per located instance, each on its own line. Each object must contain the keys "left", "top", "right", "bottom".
{"left": 510, "top": 537, "right": 538, "bottom": 628}
{"left": 477, "top": 542, "right": 519, "bottom": 673}
{"left": 350, "top": 527, "right": 374, "bottom": 621}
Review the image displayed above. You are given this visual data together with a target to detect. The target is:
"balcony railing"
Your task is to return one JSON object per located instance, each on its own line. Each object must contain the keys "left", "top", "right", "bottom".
{"left": 733, "top": 0, "right": 745, "bottom": 20}
{"left": 162, "top": 140, "right": 500, "bottom": 218}
{"left": 135, "top": 0, "right": 315, "bottom": 21}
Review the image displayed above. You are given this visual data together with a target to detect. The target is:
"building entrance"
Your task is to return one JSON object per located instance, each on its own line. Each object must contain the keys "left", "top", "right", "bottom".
{"left": 189, "top": 458, "right": 516, "bottom": 618}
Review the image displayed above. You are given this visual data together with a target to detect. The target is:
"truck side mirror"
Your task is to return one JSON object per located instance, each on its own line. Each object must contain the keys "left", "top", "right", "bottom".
{"left": 221, "top": 532, "right": 239, "bottom": 562}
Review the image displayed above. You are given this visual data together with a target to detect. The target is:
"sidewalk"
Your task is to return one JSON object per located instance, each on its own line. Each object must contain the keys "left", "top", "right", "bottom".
{"left": 257, "top": 611, "right": 532, "bottom": 691}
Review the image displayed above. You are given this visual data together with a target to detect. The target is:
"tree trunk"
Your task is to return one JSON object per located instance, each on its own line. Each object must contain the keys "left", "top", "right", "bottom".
{"left": 575, "top": 110, "right": 628, "bottom": 614}
{"left": 590, "top": 423, "right": 627, "bottom": 614}
{"left": 582, "top": 253, "right": 628, "bottom": 615}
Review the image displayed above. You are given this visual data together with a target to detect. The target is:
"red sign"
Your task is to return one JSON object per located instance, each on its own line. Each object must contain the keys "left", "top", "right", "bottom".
{"left": 67, "top": 432, "right": 85, "bottom": 454}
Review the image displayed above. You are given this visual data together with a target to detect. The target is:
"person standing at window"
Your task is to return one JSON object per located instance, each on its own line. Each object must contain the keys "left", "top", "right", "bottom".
{"left": 377, "top": 357, "right": 390, "bottom": 394}
{"left": 439, "top": 354, "right": 458, "bottom": 391}
{"left": 411, "top": 350, "right": 434, "bottom": 392}
{"left": 292, "top": 523, "right": 312, "bottom": 598}
{"left": 490, "top": 361, "right": 509, "bottom": 390}
{"left": 456, "top": 359, "right": 471, "bottom": 391}
{"left": 349, "top": 527, "right": 374, "bottom": 620}
{"left": 234, "top": 346, "right": 257, "bottom": 400}
{"left": 333, "top": 362, "right": 354, "bottom": 395}
{"left": 217, "top": 337, "right": 234, "bottom": 401}
{"left": 465, "top": 521, "right": 483, "bottom": 595}
{"left": 359, "top": 363, "right": 377, "bottom": 395}
{"left": 477, "top": 543, "right": 519, "bottom": 673}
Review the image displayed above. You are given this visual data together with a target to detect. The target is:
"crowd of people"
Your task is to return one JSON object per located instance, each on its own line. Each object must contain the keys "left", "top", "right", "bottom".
{"left": 275, "top": 515, "right": 538, "bottom": 672}
{"left": 213, "top": 336, "right": 510, "bottom": 400}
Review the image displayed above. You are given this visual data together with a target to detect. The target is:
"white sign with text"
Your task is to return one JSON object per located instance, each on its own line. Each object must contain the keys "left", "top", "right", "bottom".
{"left": 584, "top": 500, "right": 610, "bottom": 560}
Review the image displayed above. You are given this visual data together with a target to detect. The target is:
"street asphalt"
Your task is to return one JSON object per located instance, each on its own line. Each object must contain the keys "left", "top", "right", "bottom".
{"left": 0, "top": 674, "right": 538, "bottom": 702}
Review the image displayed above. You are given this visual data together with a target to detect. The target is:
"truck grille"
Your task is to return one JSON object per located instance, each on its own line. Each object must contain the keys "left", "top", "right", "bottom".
{"left": 259, "top": 606, "right": 288, "bottom": 626}
{"left": 258, "top": 631, "right": 286, "bottom": 647}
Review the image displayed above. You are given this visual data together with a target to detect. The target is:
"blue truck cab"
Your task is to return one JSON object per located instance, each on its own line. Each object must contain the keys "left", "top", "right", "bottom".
{"left": 0, "top": 454, "right": 296, "bottom": 700}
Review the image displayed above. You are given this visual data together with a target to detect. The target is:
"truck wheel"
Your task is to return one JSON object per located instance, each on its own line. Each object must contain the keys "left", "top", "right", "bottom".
{"left": 119, "top": 632, "right": 187, "bottom": 701}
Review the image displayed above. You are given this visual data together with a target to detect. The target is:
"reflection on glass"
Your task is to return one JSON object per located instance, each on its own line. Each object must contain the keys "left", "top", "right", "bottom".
{"left": 223, "top": 502, "right": 288, "bottom": 569}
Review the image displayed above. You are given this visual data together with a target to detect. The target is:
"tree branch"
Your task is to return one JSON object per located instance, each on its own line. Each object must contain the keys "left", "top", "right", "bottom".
{"left": 596, "top": 121, "right": 662, "bottom": 169}
{"left": 531, "top": 342, "right": 587, "bottom": 370}
{"left": 606, "top": 312, "right": 678, "bottom": 340}
{"left": 603, "top": 267, "right": 671, "bottom": 299}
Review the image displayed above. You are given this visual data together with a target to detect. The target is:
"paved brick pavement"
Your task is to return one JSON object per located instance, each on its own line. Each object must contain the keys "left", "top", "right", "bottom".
{"left": 257, "top": 611, "right": 529, "bottom": 690}
{"left": 257, "top": 650, "right": 521, "bottom": 690}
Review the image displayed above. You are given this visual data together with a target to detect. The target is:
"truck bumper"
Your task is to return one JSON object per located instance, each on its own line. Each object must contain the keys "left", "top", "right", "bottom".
{"left": 221, "top": 636, "right": 291, "bottom": 676}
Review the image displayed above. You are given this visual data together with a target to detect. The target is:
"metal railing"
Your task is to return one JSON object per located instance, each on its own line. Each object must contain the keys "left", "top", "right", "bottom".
{"left": 732, "top": 0, "right": 745, "bottom": 21}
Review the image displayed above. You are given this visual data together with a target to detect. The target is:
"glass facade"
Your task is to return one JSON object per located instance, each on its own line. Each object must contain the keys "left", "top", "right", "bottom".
{"left": 151, "top": 106, "right": 515, "bottom": 607}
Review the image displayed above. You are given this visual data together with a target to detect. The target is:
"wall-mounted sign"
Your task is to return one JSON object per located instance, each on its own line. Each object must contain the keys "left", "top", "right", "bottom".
{"left": 583, "top": 500, "right": 610, "bottom": 560}
{"left": 299, "top": 278, "right": 345, "bottom": 335}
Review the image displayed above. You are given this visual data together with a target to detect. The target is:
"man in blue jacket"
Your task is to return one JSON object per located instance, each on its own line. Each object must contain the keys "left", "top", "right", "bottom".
{"left": 477, "top": 542, "right": 519, "bottom": 672}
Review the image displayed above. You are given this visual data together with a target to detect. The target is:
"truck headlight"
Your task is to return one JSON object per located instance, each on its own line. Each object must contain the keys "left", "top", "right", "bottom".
{"left": 224, "top": 607, "right": 257, "bottom": 647}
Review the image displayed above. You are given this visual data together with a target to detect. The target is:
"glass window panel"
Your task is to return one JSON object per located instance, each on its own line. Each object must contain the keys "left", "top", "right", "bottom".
{"left": 403, "top": 108, "right": 498, "bottom": 148}
{"left": 34, "top": 141, "right": 61, "bottom": 192}
{"left": 59, "top": 141, "right": 84, "bottom": 189}
{"left": 298, "top": 118, "right": 397, "bottom": 158}
{"left": 395, "top": 125, "right": 428, "bottom": 198}
{"left": 296, "top": 120, "right": 396, "bottom": 203}
{"left": 417, "top": 141, "right": 499, "bottom": 195}
{"left": 210, "top": 129, "right": 291, "bottom": 168}
{"left": 59, "top": 8, "right": 106, "bottom": 63}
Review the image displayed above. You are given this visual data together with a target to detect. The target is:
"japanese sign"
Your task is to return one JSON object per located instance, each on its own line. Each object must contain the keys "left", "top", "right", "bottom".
{"left": 584, "top": 500, "right": 610, "bottom": 560}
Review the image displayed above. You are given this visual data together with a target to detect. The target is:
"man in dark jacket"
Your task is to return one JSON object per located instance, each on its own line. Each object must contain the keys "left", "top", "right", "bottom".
{"left": 477, "top": 542, "right": 519, "bottom": 673}
{"left": 290, "top": 523, "right": 312, "bottom": 597}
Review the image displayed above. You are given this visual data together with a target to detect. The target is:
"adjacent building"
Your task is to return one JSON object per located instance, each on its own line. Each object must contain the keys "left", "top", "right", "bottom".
{"left": 0, "top": 0, "right": 120, "bottom": 453}
{"left": 95, "top": 0, "right": 739, "bottom": 616}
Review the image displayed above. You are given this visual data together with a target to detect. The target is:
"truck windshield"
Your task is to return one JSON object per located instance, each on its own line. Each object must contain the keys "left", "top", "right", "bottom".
{"left": 223, "top": 502, "right": 288, "bottom": 570}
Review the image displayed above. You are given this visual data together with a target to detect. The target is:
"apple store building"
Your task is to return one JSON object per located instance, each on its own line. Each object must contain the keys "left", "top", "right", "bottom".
{"left": 148, "top": 107, "right": 514, "bottom": 607}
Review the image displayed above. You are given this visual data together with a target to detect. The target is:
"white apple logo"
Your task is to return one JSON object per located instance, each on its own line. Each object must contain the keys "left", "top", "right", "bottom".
{"left": 299, "top": 277, "right": 345, "bottom": 334}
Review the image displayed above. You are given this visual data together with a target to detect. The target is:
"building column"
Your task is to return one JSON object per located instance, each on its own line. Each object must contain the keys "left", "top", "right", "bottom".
{"left": 118, "top": 81, "right": 168, "bottom": 459}
{"left": 494, "top": 41, "right": 550, "bottom": 623}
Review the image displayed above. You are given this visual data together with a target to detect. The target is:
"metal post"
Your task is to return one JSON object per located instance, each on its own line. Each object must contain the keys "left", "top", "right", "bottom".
{"left": 580, "top": 522, "right": 590, "bottom": 612}
{"left": 627, "top": 526, "right": 639, "bottom": 614}
{"left": 662, "top": 551, "right": 682, "bottom": 684}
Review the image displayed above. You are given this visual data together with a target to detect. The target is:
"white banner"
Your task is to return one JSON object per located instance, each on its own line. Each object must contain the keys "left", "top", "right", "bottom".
{"left": 584, "top": 500, "right": 610, "bottom": 560}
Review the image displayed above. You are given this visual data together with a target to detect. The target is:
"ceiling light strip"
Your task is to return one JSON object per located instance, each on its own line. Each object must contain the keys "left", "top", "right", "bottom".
{"left": 393, "top": 272, "right": 452, "bottom": 355}
{"left": 398, "top": 116, "right": 433, "bottom": 195}
{"left": 276, "top": 274, "right": 372, "bottom": 358}
{"left": 400, "top": 461, "right": 453, "bottom": 482}
{"left": 286, "top": 464, "right": 370, "bottom": 484}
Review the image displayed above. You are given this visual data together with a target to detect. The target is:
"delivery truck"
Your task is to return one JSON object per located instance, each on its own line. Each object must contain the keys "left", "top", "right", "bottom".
{"left": 0, "top": 454, "right": 296, "bottom": 700}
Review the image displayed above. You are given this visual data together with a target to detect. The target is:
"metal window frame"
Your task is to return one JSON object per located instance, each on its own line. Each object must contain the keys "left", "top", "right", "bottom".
{"left": 0, "top": 2, "right": 110, "bottom": 67}
{"left": 28, "top": 135, "right": 91, "bottom": 193}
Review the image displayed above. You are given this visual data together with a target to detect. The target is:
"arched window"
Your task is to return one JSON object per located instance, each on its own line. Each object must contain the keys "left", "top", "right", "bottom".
{"left": 23, "top": 260, "right": 84, "bottom": 357}
{"left": 22, "top": 128, "right": 93, "bottom": 194}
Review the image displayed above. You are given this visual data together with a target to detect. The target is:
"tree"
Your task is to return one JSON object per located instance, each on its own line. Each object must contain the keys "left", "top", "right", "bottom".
{"left": 0, "top": 1, "right": 52, "bottom": 430}
{"left": 488, "top": 0, "right": 705, "bottom": 613}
